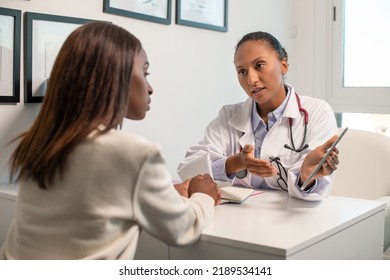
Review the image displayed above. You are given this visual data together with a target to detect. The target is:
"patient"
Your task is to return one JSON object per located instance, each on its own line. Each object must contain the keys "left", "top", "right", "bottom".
{"left": 0, "top": 21, "right": 220, "bottom": 260}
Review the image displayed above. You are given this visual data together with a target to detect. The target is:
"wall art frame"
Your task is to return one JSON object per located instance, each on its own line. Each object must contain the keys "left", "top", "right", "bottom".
{"left": 103, "top": 0, "right": 172, "bottom": 25}
{"left": 0, "top": 7, "right": 21, "bottom": 103}
{"left": 24, "top": 12, "right": 95, "bottom": 103}
{"left": 176, "top": 0, "right": 228, "bottom": 32}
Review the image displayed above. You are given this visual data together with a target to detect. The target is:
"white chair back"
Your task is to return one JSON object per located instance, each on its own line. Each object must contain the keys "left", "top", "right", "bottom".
{"left": 331, "top": 128, "right": 390, "bottom": 256}
{"left": 331, "top": 128, "right": 390, "bottom": 200}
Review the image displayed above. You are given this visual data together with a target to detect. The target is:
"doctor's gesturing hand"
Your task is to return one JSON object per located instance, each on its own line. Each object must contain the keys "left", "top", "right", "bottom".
{"left": 299, "top": 135, "right": 340, "bottom": 189}
{"left": 226, "top": 144, "right": 277, "bottom": 178}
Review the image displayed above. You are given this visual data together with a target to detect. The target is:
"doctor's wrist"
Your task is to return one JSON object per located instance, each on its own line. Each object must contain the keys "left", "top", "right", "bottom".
{"left": 298, "top": 171, "right": 315, "bottom": 190}
{"left": 225, "top": 153, "right": 246, "bottom": 177}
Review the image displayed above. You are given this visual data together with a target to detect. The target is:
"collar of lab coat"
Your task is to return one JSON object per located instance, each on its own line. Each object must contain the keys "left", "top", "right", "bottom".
{"left": 228, "top": 98, "right": 253, "bottom": 133}
{"left": 228, "top": 97, "right": 254, "bottom": 147}
{"left": 282, "top": 84, "right": 302, "bottom": 122}
{"left": 228, "top": 84, "right": 302, "bottom": 143}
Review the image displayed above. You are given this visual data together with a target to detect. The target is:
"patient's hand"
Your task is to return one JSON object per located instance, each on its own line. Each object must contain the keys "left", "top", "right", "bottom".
{"left": 174, "top": 180, "right": 190, "bottom": 198}
{"left": 188, "top": 174, "right": 221, "bottom": 205}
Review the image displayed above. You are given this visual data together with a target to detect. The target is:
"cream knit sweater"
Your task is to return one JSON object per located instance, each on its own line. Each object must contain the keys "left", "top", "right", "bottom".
{"left": 0, "top": 129, "right": 214, "bottom": 259}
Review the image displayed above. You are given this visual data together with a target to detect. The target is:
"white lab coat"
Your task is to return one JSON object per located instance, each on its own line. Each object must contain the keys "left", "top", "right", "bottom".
{"left": 178, "top": 85, "right": 338, "bottom": 201}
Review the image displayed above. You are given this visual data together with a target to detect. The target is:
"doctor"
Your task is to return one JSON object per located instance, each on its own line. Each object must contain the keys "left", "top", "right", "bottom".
{"left": 178, "top": 31, "right": 339, "bottom": 201}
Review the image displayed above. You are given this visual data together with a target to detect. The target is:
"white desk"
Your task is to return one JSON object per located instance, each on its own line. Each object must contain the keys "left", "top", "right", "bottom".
{"left": 136, "top": 190, "right": 386, "bottom": 260}
{"left": 1, "top": 186, "right": 385, "bottom": 259}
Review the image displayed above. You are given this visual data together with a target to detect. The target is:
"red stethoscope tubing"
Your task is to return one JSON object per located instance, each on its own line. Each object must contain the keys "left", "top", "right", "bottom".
{"left": 285, "top": 93, "right": 309, "bottom": 152}
{"left": 288, "top": 92, "right": 308, "bottom": 126}
{"left": 237, "top": 92, "right": 308, "bottom": 178}
{"left": 240, "top": 93, "right": 309, "bottom": 153}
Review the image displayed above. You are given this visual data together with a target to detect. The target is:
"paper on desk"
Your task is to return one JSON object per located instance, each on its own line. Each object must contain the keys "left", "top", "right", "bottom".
{"left": 216, "top": 181, "right": 256, "bottom": 204}
{"left": 177, "top": 150, "right": 213, "bottom": 181}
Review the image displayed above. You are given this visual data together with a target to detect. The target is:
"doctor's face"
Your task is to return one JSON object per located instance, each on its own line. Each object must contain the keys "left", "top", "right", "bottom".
{"left": 126, "top": 48, "right": 153, "bottom": 120}
{"left": 234, "top": 40, "right": 288, "bottom": 107}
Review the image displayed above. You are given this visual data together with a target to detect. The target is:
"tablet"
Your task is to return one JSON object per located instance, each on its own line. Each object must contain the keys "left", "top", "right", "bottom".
{"left": 300, "top": 127, "right": 348, "bottom": 191}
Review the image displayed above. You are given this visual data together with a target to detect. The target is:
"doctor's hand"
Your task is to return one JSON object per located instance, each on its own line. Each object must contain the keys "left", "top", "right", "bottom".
{"left": 188, "top": 174, "right": 221, "bottom": 205}
{"left": 226, "top": 144, "right": 277, "bottom": 178}
{"left": 300, "top": 135, "right": 340, "bottom": 188}
{"left": 241, "top": 144, "right": 277, "bottom": 177}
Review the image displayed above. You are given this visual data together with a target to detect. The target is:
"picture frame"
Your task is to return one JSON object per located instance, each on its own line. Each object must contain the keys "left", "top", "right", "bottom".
{"left": 0, "top": 8, "right": 21, "bottom": 103}
{"left": 24, "top": 12, "right": 95, "bottom": 103}
{"left": 176, "top": 0, "right": 228, "bottom": 32}
{"left": 103, "top": 0, "right": 172, "bottom": 25}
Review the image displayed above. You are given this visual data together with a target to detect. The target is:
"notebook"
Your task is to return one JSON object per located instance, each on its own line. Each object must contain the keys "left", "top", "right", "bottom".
{"left": 216, "top": 181, "right": 257, "bottom": 204}
{"left": 176, "top": 152, "right": 258, "bottom": 203}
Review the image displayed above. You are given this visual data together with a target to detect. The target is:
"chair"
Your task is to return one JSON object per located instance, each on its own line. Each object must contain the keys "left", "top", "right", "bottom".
{"left": 331, "top": 128, "right": 390, "bottom": 259}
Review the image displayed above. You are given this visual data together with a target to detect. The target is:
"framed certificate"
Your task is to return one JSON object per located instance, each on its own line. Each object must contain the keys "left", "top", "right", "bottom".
{"left": 24, "top": 12, "right": 95, "bottom": 103}
{"left": 103, "top": 0, "right": 172, "bottom": 25}
{"left": 176, "top": 0, "right": 228, "bottom": 32}
{"left": 0, "top": 7, "right": 21, "bottom": 103}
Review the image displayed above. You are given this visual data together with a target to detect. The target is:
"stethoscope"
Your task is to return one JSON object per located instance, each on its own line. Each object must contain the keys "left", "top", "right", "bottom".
{"left": 236, "top": 92, "right": 308, "bottom": 179}
{"left": 283, "top": 93, "right": 309, "bottom": 153}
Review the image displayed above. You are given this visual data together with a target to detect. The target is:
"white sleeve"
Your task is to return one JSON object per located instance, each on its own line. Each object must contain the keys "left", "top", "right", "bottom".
{"left": 133, "top": 147, "right": 215, "bottom": 246}
{"left": 287, "top": 100, "right": 338, "bottom": 201}
{"left": 177, "top": 105, "right": 241, "bottom": 181}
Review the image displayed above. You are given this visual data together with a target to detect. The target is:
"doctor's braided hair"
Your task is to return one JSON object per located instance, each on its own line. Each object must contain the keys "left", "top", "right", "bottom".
{"left": 235, "top": 31, "right": 288, "bottom": 62}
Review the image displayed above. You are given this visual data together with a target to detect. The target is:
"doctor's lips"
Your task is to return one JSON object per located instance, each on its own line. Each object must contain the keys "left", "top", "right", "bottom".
{"left": 251, "top": 87, "right": 266, "bottom": 95}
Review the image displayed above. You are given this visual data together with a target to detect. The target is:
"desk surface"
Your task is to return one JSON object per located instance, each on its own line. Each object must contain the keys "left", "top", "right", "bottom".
{"left": 1, "top": 184, "right": 386, "bottom": 259}
{"left": 0, "top": 184, "right": 18, "bottom": 200}
{"left": 199, "top": 190, "right": 385, "bottom": 258}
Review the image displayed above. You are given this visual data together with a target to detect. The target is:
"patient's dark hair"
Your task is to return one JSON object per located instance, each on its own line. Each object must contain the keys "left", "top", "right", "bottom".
{"left": 9, "top": 21, "right": 142, "bottom": 189}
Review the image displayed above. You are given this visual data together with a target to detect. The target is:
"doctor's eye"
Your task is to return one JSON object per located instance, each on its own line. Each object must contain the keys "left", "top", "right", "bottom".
{"left": 237, "top": 69, "right": 247, "bottom": 76}
{"left": 255, "top": 62, "right": 265, "bottom": 70}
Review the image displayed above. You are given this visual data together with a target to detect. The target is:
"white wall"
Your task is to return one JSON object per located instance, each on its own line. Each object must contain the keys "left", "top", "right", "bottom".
{"left": 0, "top": 0, "right": 321, "bottom": 182}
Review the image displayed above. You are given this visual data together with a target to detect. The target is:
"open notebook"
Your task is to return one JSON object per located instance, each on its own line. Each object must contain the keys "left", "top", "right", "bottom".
{"left": 216, "top": 181, "right": 259, "bottom": 204}
{"left": 176, "top": 152, "right": 260, "bottom": 203}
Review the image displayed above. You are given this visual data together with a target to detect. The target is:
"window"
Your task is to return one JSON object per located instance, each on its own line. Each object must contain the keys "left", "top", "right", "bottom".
{"left": 337, "top": 112, "right": 390, "bottom": 137}
{"left": 329, "top": 0, "right": 390, "bottom": 114}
